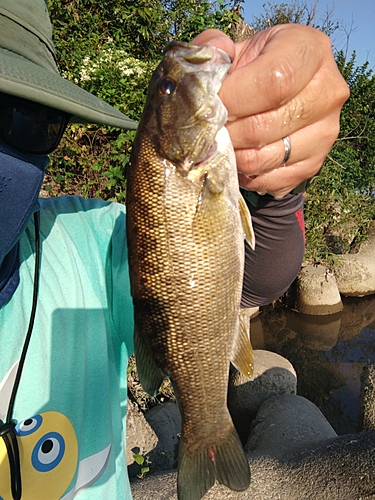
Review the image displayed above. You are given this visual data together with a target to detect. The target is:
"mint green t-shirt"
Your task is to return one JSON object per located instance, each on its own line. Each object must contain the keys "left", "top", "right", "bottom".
{"left": 0, "top": 196, "right": 134, "bottom": 500}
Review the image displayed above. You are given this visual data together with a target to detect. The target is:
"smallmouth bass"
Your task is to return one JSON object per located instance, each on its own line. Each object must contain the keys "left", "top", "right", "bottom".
{"left": 126, "top": 41, "right": 255, "bottom": 500}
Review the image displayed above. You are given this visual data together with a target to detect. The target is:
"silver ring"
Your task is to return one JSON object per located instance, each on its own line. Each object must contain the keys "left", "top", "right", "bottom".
{"left": 281, "top": 136, "right": 291, "bottom": 165}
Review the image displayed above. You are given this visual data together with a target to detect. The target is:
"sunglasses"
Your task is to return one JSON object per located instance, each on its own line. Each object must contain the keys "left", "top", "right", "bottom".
{"left": 0, "top": 92, "right": 71, "bottom": 156}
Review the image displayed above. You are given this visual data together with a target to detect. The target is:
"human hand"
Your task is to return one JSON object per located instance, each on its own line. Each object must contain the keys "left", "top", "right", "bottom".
{"left": 193, "top": 25, "right": 350, "bottom": 199}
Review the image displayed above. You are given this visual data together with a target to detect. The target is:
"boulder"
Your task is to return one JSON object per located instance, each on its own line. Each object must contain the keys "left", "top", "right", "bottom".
{"left": 360, "top": 361, "right": 375, "bottom": 431}
{"left": 129, "top": 339, "right": 375, "bottom": 499}
{"left": 294, "top": 264, "right": 343, "bottom": 315}
{"left": 127, "top": 401, "right": 181, "bottom": 478}
{"left": 245, "top": 394, "right": 337, "bottom": 459}
{"left": 144, "top": 402, "right": 181, "bottom": 471}
{"left": 334, "top": 220, "right": 375, "bottom": 297}
{"left": 228, "top": 350, "right": 297, "bottom": 443}
{"left": 126, "top": 399, "right": 158, "bottom": 478}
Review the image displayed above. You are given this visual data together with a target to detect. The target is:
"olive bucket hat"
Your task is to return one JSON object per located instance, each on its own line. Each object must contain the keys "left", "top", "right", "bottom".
{"left": 0, "top": 0, "right": 137, "bottom": 129}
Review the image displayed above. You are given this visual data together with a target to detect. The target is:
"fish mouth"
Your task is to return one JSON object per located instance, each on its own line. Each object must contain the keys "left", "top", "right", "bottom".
{"left": 177, "top": 100, "right": 227, "bottom": 174}
{"left": 192, "top": 141, "right": 218, "bottom": 169}
{"left": 169, "top": 42, "right": 232, "bottom": 78}
{"left": 182, "top": 140, "right": 218, "bottom": 183}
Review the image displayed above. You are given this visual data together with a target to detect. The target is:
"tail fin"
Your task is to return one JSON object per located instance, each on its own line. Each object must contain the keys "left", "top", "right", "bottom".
{"left": 177, "top": 426, "right": 250, "bottom": 500}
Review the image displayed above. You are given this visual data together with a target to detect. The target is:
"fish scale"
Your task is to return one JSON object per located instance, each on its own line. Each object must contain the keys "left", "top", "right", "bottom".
{"left": 126, "top": 41, "right": 255, "bottom": 500}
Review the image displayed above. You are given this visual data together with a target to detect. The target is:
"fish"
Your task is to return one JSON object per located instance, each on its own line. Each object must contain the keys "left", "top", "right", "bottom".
{"left": 126, "top": 40, "right": 255, "bottom": 500}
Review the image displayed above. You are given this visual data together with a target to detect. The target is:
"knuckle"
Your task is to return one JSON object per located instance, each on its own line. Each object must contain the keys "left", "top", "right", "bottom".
{"left": 236, "top": 147, "right": 272, "bottom": 176}
{"left": 265, "top": 61, "right": 296, "bottom": 109}
{"left": 241, "top": 113, "right": 272, "bottom": 147}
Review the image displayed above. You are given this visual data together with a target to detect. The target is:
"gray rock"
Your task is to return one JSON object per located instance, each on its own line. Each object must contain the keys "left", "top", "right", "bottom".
{"left": 131, "top": 430, "right": 375, "bottom": 499}
{"left": 245, "top": 394, "right": 337, "bottom": 459}
{"left": 130, "top": 375, "right": 375, "bottom": 499}
{"left": 295, "top": 264, "right": 343, "bottom": 315}
{"left": 127, "top": 401, "right": 181, "bottom": 479}
{"left": 360, "top": 361, "right": 375, "bottom": 431}
{"left": 334, "top": 220, "right": 375, "bottom": 297}
{"left": 126, "top": 399, "right": 158, "bottom": 478}
{"left": 144, "top": 402, "right": 181, "bottom": 471}
{"left": 228, "top": 350, "right": 296, "bottom": 443}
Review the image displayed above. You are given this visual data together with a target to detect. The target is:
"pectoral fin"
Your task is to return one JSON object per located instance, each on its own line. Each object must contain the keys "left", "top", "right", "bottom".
{"left": 192, "top": 172, "right": 220, "bottom": 242}
{"left": 239, "top": 194, "right": 255, "bottom": 250}
{"left": 230, "top": 308, "right": 254, "bottom": 379}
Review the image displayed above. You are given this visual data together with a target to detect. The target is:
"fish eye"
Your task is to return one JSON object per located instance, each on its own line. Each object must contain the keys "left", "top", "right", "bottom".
{"left": 159, "top": 77, "right": 176, "bottom": 96}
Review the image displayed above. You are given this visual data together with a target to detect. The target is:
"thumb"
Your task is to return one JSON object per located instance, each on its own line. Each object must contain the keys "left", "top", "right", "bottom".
{"left": 192, "top": 29, "right": 235, "bottom": 61}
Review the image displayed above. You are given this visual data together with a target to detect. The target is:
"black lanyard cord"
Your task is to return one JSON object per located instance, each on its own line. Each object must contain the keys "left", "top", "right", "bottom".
{"left": 6, "top": 211, "right": 41, "bottom": 421}
{"left": 0, "top": 210, "right": 41, "bottom": 500}
{"left": 0, "top": 422, "right": 21, "bottom": 500}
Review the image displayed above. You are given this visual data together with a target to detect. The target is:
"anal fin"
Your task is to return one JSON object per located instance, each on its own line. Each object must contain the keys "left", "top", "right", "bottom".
{"left": 230, "top": 308, "right": 254, "bottom": 380}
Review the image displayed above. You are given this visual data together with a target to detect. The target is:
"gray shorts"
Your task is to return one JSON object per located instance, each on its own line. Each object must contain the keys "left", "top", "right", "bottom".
{"left": 240, "top": 193, "right": 305, "bottom": 308}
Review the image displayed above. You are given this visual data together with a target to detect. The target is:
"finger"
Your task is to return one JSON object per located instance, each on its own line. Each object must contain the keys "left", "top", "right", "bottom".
{"left": 238, "top": 158, "right": 319, "bottom": 200}
{"left": 235, "top": 114, "right": 340, "bottom": 178}
{"left": 219, "top": 25, "right": 329, "bottom": 120}
{"left": 237, "top": 115, "right": 340, "bottom": 198}
{"left": 192, "top": 29, "right": 235, "bottom": 60}
{"left": 225, "top": 56, "right": 343, "bottom": 149}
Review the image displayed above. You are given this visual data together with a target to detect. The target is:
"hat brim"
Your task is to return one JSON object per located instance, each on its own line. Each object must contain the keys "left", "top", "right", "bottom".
{"left": 0, "top": 48, "right": 138, "bottom": 129}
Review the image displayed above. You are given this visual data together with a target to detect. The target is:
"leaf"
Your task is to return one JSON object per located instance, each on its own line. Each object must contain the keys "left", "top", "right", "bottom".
{"left": 133, "top": 453, "right": 145, "bottom": 466}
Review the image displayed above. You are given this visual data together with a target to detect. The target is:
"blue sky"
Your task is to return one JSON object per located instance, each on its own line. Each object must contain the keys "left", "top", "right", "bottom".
{"left": 243, "top": 0, "right": 375, "bottom": 68}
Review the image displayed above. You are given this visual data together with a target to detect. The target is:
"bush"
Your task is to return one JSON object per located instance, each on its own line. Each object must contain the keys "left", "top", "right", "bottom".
{"left": 303, "top": 51, "right": 375, "bottom": 265}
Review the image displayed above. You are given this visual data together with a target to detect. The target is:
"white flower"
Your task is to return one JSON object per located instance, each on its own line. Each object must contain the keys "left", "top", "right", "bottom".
{"left": 77, "top": 44, "right": 149, "bottom": 81}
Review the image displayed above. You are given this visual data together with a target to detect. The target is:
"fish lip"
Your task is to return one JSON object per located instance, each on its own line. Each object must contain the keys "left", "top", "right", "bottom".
{"left": 168, "top": 42, "right": 232, "bottom": 69}
{"left": 173, "top": 102, "right": 227, "bottom": 174}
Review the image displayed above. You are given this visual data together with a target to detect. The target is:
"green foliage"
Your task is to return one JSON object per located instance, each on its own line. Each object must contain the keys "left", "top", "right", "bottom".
{"left": 49, "top": 0, "right": 169, "bottom": 64}
{"left": 164, "top": 0, "right": 243, "bottom": 41}
{"left": 47, "top": 0, "right": 164, "bottom": 200}
{"left": 46, "top": 126, "right": 136, "bottom": 201}
{"left": 303, "top": 50, "right": 375, "bottom": 265}
{"left": 304, "top": 185, "right": 375, "bottom": 266}
{"left": 331, "top": 52, "right": 375, "bottom": 195}
{"left": 132, "top": 453, "right": 151, "bottom": 478}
